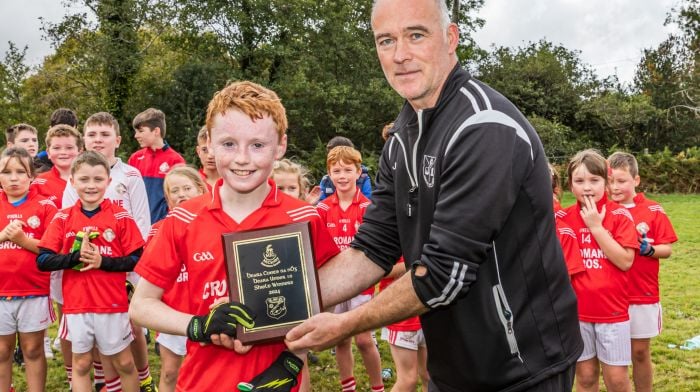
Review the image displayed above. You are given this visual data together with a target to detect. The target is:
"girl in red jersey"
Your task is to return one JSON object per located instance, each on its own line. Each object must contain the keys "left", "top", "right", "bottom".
{"left": 558, "top": 150, "right": 638, "bottom": 392}
{"left": 0, "top": 147, "right": 57, "bottom": 391}
{"left": 150, "top": 165, "right": 207, "bottom": 392}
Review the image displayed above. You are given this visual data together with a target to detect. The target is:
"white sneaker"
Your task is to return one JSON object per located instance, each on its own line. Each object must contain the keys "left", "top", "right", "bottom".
{"left": 44, "top": 337, "right": 54, "bottom": 359}
{"left": 52, "top": 336, "right": 61, "bottom": 351}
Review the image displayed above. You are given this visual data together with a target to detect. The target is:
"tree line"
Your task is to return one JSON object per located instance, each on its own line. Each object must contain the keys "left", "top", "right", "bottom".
{"left": 0, "top": 0, "right": 697, "bottom": 179}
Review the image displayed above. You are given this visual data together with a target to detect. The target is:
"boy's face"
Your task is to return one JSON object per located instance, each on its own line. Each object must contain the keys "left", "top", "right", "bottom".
{"left": 329, "top": 160, "right": 361, "bottom": 194}
{"left": 70, "top": 164, "right": 111, "bottom": 210}
{"left": 84, "top": 123, "right": 121, "bottom": 161}
{"left": 570, "top": 165, "right": 606, "bottom": 205}
{"left": 134, "top": 126, "right": 160, "bottom": 149}
{"left": 273, "top": 172, "right": 301, "bottom": 199}
{"left": 47, "top": 136, "right": 81, "bottom": 170}
{"left": 209, "top": 109, "right": 286, "bottom": 195}
{"left": 196, "top": 140, "right": 217, "bottom": 172}
{"left": 10, "top": 130, "right": 39, "bottom": 157}
{"left": 609, "top": 167, "right": 639, "bottom": 205}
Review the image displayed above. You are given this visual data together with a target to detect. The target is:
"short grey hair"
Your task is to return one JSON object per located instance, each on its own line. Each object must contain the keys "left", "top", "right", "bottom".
{"left": 372, "top": 0, "right": 451, "bottom": 29}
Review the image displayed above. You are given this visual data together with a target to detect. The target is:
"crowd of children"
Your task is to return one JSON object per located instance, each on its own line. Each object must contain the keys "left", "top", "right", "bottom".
{"left": 0, "top": 80, "right": 678, "bottom": 392}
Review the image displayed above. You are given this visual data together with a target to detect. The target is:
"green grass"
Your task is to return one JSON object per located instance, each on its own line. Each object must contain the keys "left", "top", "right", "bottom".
{"left": 11, "top": 193, "right": 700, "bottom": 391}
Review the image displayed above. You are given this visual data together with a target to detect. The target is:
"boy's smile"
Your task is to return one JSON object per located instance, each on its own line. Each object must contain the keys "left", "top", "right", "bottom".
{"left": 71, "top": 164, "right": 111, "bottom": 210}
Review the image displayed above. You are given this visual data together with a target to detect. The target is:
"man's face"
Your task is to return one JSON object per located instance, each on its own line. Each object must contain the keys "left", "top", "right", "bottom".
{"left": 209, "top": 109, "right": 286, "bottom": 195}
{"left": 371, "top": 0, "right": 459, "bottom": 110}
{"left": 11, "top": 130, "right": 39, "bottom": 157}
{"left": 84, "top": 123, "right": 121, "bottom": 162}
{"left": 134, "top": 126, "right": 160, "bottom": 149}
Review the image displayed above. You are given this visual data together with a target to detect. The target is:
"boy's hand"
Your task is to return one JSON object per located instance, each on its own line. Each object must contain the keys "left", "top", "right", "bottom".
{"left": 79, "top": 241, "right": 102, "bottom": 271}
{"left": 305, "top": 186, "right": 321, "bottom": 205}
{"left": 187, "top": 301, "right": 255, "bottom": 343}
{"left": 580, "top": 195, "right": 605, "bottom": 230}
{"left": 237, "top": 351, "right": 303, "bottom": 392}
{"left": 639, "top": 233, "right": 656, "bottom": 257}
{"left": 4, "top": 220, "right": 27, "bottom": 243}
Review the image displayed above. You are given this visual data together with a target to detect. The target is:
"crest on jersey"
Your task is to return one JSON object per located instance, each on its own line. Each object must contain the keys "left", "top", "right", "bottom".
{"left": 423, "top": 155, "right": 436, "bottom": 188}
{"left": 636, "top": 222, "right": 650, "bottom": 236}
{"left": 261, "top": 244, "right": 281, "bottom": 268}
{"left": 27, "top": 216, "right": 40, "bottom": 229}
{"left": 103, "top": 228, "right": 116, "bottom": 242}
{"left": 159, "top": 162, "right": 170, "bottom": 174}
{"left": 115, "top": 183, "right": 127, "bottom": 195}
{"left": 266, "top": 296, "right": 287, "bottom": 320}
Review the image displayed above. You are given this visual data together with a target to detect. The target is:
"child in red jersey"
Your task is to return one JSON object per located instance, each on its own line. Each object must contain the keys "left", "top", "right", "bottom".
{"left": 130, "top": 81, "right": 340, "bottom": 392}
{"left": 549, "top": 163, "right": 585, "bottom": 278}
{"left": 317, "top": 146, "right": 384, "bottom": 392}
{"left": 37, "top": 151, "right": 145, "bottom": 392}
{"left": 0, "top": 147, "right": 57, "bottom": 391}
{"left": 196, "top": 126, "right": 220, "bottom": 192}
{"left": 558, "top": 149, "right": 638, "bottom": 392}
{"left": 148, "top": 165, "right": 207, "bottom": 392}
{"left": 33, "top": 124, "right": 83, "bottom": 209}
{"left": 608, "top": 152, "right": 677, "bottom": 392}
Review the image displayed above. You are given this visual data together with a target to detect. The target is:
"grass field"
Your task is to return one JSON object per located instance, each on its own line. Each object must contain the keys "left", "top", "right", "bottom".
{"left": 10, "top": 193, "right": 700, "bottom": 391}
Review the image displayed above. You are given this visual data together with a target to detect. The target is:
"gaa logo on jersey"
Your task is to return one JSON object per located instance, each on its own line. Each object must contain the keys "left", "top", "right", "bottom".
{"left": 27, "top": 216, "right": 40, "bottom": 229}
{"left": 193, "top": 251, "right": 215, "bottom": 262}
{"left": 159, "top": 162, "right": 170, "bottom": 174}
{"left": 266, "top": 296, "right": 287, "bottom": 320}
{"left": 103, "top": 228, "right": 116, "bottom": 242}
{"left": 423, "top": 155, "right": 436, "bottom": 188}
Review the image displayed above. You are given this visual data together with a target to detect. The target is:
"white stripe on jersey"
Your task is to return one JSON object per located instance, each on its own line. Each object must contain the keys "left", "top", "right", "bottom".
{"left": 315, "top": 203, "right": 330, "bottom": 211}
{"left": 39, "top": 199, "right": 57, "bottom": 207}
{"left": 169, "top": 207, "right": 197, "bottom": 224}
{"left": 52, "top": 212, "right": 69, "bottom": 222}
{"left": 612, "top": 208, "right": 633, "bottom": 221}
{"left": 288, "top": 206, "right": 319, "bottom": 220}
{"left": 555, "top": 210, "right": 567, "bottom": 219}
{"left": 558, "top": 227, "right": 576, "bottom": 239}
{"left": 648, "top": 205, "right": 666, "bottom": 214}
{"left": 32, "top": 178, "right": 47, "bottom": 185}
{"left": 360, "top": 202, "right": 371, "bottom": 208}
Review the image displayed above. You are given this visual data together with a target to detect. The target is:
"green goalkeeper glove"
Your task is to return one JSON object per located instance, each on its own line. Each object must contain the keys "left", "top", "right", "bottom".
{"left": 237, "top": 351, "right": 304, "bottom": 392}
{"left": 186, "top": 302, "right": 255, "bottom": 343}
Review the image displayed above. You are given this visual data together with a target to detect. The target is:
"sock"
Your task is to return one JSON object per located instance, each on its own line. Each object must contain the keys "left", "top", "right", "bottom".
{"left": 105, "top": 377, "right": 122, "bottom": 392}
{"left": 341, "top": 377, "right": 356, "bottom": 392}
{"left": 93, "top": 360, "right": 105, "bottom": 384}
{"left": 64, "top": 365, "right": 72, "bottom": 388}
{"left": 371, "top": 385, "right": 385, "bottom": 392}
{"left": 138, "top": 366, "right": 151, "bottom": 382}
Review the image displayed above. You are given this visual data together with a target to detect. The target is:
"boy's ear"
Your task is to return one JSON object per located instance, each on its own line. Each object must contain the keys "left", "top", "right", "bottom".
{"left": 69, "top": 176, "right": 75, "bottom": 186}
{"left": 153, "top": 127, "right": 162, "bottom": 138}
{"left": 634, "top": 175, "right": 640, "bottom": 187}
{"left": 275, "top": 134, "right": 287, "bottom": 160}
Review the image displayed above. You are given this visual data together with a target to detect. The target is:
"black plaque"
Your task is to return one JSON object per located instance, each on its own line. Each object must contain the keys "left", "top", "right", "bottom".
{"left": 222, "top": 222, "right": 321, "bottom": 344}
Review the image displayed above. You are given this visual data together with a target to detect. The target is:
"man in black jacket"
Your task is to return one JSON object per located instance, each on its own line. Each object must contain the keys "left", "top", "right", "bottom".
{"left": 287, "top": 0, "right": 583, "bottom": 390}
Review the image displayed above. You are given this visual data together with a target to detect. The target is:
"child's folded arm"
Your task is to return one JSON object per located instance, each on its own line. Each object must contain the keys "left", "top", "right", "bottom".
{"left": 36, "top": 248, "right": 81, "bottom": 271}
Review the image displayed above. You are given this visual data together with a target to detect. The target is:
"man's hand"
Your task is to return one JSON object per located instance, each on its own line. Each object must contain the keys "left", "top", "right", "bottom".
{"left": 285, "top": 312, "right": 353, "bottom": 352}
{"left": 237, "top": 351, "right": 304, "bottom": 392}
{"left": 187, "top": 302, "right": 255, "bottom": 343}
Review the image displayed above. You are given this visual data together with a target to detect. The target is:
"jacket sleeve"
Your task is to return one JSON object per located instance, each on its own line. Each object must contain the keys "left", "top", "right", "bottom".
{"left": 411, "top": 121, "right": 533, "bottom": 309}
{"left": 100, "top": 248, "right": 143, "bottom": 272}
{"left": 351, "top": 138, "right": 403, "bottom": 274}
{"left": 128, "top": 173, "right": 152, "bottom": 239}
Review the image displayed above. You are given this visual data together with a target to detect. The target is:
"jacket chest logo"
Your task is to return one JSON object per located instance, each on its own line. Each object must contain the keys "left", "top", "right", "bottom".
{"left": 423, "top": 155, "right": 436, "bottom": 188}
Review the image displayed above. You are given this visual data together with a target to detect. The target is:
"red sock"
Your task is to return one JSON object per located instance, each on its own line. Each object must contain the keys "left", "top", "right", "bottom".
{"left": 371, "top": 385, "right": 385, "bottom": 392}
{"left": 64, "top": 365, "right": 72, "bottom": 388}
{"left": 341, "top": 376, "right": 356, "bottom": 392}
{"left": 105, "top": 377, "right": 122, "bottom": 392}
{"left": 93, "top": 360, "right": 104, "bottom": 384}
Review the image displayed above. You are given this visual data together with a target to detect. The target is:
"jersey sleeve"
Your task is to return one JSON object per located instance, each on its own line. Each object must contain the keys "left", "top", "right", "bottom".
{"left": 611, "top": 207, "right": 639, "bottom": 250}
{"left": 556, "top": 222, "right": 585, "bottom": 276}
{"left": 134, "top": 214, "right": 183, "bottom": 290}
{"left": 118, "top": 214, "right": 146, "bottom": 256}
{"left": 309, "top": 214, "right": 340, "bottom": 268}
{"left": 127, "top": 172, "right": 152, "bottom": 239}
{"left": 652, "top": 206, "right": 678, "bottom": 245}
{"left": 38, "top": 213, "right": 67, "bottom": 253}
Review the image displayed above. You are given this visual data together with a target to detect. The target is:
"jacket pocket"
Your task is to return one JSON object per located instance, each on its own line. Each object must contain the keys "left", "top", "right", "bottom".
{"left": 492, "top": 284, "right": 523, "bottom": 362}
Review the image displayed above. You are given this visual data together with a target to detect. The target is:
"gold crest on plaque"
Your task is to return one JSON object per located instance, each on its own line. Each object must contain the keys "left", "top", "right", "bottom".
{"left": 266, "top": 296, "right": 287, "bottom": 320}
{"left": 261, "top": 244, "right": 281, "bottom": 268}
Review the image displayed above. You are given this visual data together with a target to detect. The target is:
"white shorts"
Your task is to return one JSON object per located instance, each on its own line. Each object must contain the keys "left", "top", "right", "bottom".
{"left": 156, "top": 332, "right": 187, "bottom": 356}
{"left": 629, "top": 303, "right": 662, "bottom": 339}
{"left": 334, "top": 293, "right": 372, "bottom": 314}
{"left": 50, "top": 271, "right": 63, "bottom": 304}
{"left": 578, "top": 320, "right": 631, "bottom": 366}
{"left": 66, "top": 313, "right": 133, "bottom": 355}
{"left": 0, "top": 297, "right": 55, "bottom": 334}
{"left": 381, "top": 328, "right": 426, "bottom": 351}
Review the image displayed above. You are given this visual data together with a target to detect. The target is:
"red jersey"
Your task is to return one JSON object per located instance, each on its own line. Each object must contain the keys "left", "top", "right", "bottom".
{"left": 555, "top": 218, "right": 585, "bottom": 277}
{"left": 39, "top": 199, "right": 145, "bottom": 314}
{"left": 317, "top": 189, "right": 374, "bottom": 295}
{"left": 135, "top": 179, "right": 339, "bottom": 391}
{"left": 559, "top": 195, "right": 638, "bottom": 323}
{"left": 625, "top": 193, "right": 678, "bottom": 304}
{"left": 378, "top": 258, "right": 421, "bottom": 332}
{"left": 0, "top": 189, "right": 57, "bottom": 296}
{"left": 32, "top": 166, "right": 68, "bottom": 209}
{"left": 198, "top": 168, "right": 214, "bottom": 193}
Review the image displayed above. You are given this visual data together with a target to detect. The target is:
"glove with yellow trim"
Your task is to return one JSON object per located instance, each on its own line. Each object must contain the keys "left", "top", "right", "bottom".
{"left": 237, "top": 351, "right": 304, "bottom": 392}
{"left": 186, "top": 302, "right": 255, "bottom": 343}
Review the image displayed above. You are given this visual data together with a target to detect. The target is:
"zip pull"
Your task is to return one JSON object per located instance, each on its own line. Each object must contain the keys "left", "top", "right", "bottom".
{"left": 407, "top": 202, "right": 412, "bottom": 217}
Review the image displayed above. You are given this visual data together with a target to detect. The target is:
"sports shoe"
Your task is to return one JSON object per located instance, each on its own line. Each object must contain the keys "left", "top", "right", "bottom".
{"left": 140, "top": 376, "right": 158, "bottom": 392}
{"left": 52, "top": 336, "right": 61, "bottom": 351}
{"left": 44, "top": 336, "right": 54, "bottom": 359}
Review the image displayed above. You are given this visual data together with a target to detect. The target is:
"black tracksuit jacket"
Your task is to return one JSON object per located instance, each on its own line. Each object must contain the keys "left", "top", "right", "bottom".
{"left": 352, "top": 65, "right": 583, "bottom": 391}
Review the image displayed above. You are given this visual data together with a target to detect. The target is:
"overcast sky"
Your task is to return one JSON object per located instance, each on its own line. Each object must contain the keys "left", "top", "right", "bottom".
{"left": 0, "top": 0, "right": 681, "bottom": 85}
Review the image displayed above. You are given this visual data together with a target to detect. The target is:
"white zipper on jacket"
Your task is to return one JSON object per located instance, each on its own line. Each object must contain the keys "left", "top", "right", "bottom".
{"left": 493, "top": 241, "right": 523, "bottom": 362}
{"left": 411, "top": 110, "right": 424, "bottom": 189}
{"left": 393, "top": 134, "right": 418, "bottom": 191}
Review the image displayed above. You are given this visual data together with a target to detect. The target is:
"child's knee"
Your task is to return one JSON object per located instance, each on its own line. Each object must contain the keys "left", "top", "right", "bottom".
{"left": 111, "top": 353, "right": 136, "bottom": 374}
{"left": 73, "top": 355, "right": 94, "bottom": 374}
{"left": 632, "top": 346, "right": 650, "bottom": 363}
{"left": 354, "top": 334, "right": 376, "bottom": 351}
{"left": 20, "top": 345, "right": 44, "bottom": 361}
{"left": 161, "top": 367, "right": 179, "bottom": 385}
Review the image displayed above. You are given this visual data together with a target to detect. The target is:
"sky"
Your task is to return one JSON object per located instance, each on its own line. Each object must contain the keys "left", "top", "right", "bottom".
{"left": 0, "top": 0, "right": 681, "bottom": 85}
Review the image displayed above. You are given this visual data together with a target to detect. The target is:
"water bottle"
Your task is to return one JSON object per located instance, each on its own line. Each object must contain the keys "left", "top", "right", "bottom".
{"left": 382, "top": 367, "right": 393, "bottom": 381}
